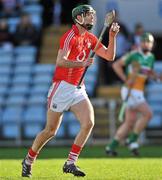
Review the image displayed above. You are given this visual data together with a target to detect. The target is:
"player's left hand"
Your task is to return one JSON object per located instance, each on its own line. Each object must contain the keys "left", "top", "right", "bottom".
{"left": 125, "top": 78, "right": 135, "bottom": 87}
{"left": 109, "top": 22, "right": 120, "bottom": 37}
{"left": 83, "top": 57, "right": 94, "bottom": 67}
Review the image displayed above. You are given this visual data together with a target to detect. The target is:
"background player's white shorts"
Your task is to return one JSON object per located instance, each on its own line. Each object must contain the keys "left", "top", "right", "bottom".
{"left": 121, "top": 86, "right": 146, "bottom": 108}
{"left": 47, "top": 81, "right": 88, "bottom": 112}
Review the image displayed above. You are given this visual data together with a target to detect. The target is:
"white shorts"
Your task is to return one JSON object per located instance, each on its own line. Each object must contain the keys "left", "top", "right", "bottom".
{"left": 47, "top": 81, "right": 88, "bottom": 112}
{"left": 121, "top": 86, "right": 146, "bottom": 108}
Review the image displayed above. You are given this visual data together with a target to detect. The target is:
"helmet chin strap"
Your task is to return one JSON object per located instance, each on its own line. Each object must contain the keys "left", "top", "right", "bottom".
{"left": 75, "top": 14, "right": 93, "bottom": 30}
{"left": 75, "top": 14, "right": 84, "bottom": 25}
{"left": 82, "top": 24, "right": 93, "bottom": 30}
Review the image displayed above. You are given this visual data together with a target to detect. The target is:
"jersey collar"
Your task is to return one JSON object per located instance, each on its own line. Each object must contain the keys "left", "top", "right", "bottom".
{"left": 72, "top": 25, "right": 80, "bottom": 35}
{"left": 139, "top": 49, "right": 151, "bottom": 58}
{"left": 72, "top": 24, "right": 88, "bottom": 36}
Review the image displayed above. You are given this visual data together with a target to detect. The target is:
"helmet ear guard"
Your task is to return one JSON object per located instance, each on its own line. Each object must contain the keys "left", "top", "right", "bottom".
{"left": 72, "top": 4, "right": 96, "bottom": 30}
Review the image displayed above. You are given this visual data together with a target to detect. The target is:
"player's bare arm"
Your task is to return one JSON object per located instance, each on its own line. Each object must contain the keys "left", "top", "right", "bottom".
{"left": 112, "top": 57, "right": 127, "bottom": 82}
{"left": 96, "top": 22, "right": 120, "bottom": 61}
{"left": 56, "top": 49, "right": 94, "bottom": 68}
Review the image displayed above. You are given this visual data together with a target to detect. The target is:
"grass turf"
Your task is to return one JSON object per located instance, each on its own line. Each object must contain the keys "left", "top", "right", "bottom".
{"left": 0, "top": 146, "right": 162, "bottom": 179}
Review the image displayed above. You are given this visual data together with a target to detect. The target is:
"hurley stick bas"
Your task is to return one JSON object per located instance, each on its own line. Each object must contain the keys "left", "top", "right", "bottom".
{"left": 77, "top": 10, "right": 115, "bottom": 88}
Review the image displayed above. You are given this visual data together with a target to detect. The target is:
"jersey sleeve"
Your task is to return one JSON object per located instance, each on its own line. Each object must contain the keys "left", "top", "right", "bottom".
{"left": 124, "top": 51, "right": 136, "bottom": 65}
{"left": 59, "top": 31, "right": 74, "bottom": 52}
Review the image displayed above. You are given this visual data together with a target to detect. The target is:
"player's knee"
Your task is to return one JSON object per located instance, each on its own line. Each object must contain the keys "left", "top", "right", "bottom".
{"left": 146, "top": 110, "right": 153, "bottom": 121}
{"left": 43, "top": 128, "right": 56, "bottom": 138}
{"left": 81, "top": 119, "right": 94, "bottom": 131}
{"left": 123, "top": 121, "right": 133, "bottom": 130}
{"left": 127, "top": 122, "right": 134, "bottom": 130}
{"left": 142, "top": 109, "right": 153, "bottom": 121}
{"left": 86, "top": 120, "right": 94, "bottom": 130}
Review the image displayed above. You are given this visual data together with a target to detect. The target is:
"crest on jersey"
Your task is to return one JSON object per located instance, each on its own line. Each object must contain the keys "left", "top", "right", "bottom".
{"left": 87, "top": 42, "right": 91, "bottom": 48}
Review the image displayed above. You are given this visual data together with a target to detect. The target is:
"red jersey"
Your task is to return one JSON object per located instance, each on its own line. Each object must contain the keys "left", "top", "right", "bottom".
{"left": 53, "top": 25, "right": 103, "bottom": 85}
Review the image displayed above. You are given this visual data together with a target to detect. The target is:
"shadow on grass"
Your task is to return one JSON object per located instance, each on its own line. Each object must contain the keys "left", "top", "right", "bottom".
{"left": 0, "top": 146, "right": 162, "bottom": 159}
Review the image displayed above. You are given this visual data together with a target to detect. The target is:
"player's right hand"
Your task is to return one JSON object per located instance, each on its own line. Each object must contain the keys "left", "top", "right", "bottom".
{"left": 82, "top": 58, "right": 94, "bottom": 67}
{"left": 109, "top": 22, "right": 120, "bottom": 37}
{"left": 125, "top": 78, "right": 135, "bottom": 87}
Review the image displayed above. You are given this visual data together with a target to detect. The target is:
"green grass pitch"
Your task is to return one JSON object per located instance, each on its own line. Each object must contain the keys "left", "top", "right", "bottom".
{"left": 0, "top": 146, "right": 162, "bottom": 180}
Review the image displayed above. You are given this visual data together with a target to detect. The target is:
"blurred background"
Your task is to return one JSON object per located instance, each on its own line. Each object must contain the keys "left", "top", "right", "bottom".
{"left": 0, "top": 0, "right": 162, "bottom": 148}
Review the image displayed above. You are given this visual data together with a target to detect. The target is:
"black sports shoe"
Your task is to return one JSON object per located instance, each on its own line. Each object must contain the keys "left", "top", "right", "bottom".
{"left": 22, "top": 159, "right": 32, "bottom": 178}
{"left": 131, "top": 148, "right": 140, "bottom": 157}
{"left": 63, "top": 162, "right": 86, "bottom": 177}
{"left": 105, "top": 149, "right": 118, "bottom": 157}
{"left": 128, "top": 142, "right": 140, "bottom": 157}
{"left": 105, "top": 146, "right": 118, "bottom": 157}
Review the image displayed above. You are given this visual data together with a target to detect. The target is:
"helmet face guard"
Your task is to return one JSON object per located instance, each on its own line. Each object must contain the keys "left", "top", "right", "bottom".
{"left": 72, "top": 5, "right": 96, "bottom": 30}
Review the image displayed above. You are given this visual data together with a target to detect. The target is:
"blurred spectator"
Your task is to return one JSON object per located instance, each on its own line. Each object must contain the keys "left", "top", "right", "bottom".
{"left": 0, "top": 18, "right": 13, "bottom": 50}
{"left": 99, "top": 11, "right": 130, "bottom": 85}
{"left": 131, "top": 23, "right": 144, "bottom": 50}
{"left": 53, "top": 0, "right": 61, "bottom": 27}
{"left": 0, "top": 0, "right": 23, "bottom": 18}
{"left": 13, "top": 13, "right": 39, "bottom": 46}
{"left": 40, "top": 0, "right": 54, "bottom": 27}
{"left": 40, "top": 0, "right": 88, "bottom": 26}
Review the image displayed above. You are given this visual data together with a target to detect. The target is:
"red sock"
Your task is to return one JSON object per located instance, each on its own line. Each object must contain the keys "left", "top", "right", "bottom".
{"left": 67, "top": 144, "right": 82, "bottom": 165}
{"left": 25, "top": 148, "right": 38, "bottom": 165}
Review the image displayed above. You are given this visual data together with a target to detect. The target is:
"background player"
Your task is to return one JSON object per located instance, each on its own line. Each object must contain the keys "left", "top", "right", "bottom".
{"left": 22, "top": 4, "right": 120, "bottom": 177}
{"left": 105, "top": 32, "right": 160, "bottom": 156}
